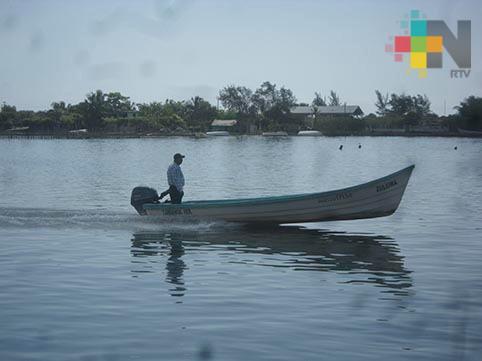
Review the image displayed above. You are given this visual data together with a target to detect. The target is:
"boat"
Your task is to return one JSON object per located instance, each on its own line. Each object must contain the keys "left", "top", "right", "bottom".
{"left": 69, "top": 128, "right": 88, "bottom": 134}
{"left": 193, "top": 132, "right": 207, "bottom": 138}
{"left": 7, "top": 126, "right": 30, "bottom": 132}
{"left": 206, "top": 131, "right": 230, "bottom": 136}
{"left": 262, "top": 131, "right": 288, "bottom": 136}
{"left": 130, "top": 165, "right": 414, "bottom": 224}
{"left": 297, "top": 130, "right": 322, "bottom": 136}
{"left": 457, "top": 128, "right": 482, "bottom": 136}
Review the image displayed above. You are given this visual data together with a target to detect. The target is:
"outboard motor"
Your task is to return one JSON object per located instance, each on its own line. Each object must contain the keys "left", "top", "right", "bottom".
{"left": 131, "top": 186, "right": 159, "bottom": 215}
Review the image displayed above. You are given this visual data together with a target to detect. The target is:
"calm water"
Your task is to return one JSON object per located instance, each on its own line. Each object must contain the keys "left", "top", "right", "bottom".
{"left": 1, "top": 136, "right": 481, "bottom": 360}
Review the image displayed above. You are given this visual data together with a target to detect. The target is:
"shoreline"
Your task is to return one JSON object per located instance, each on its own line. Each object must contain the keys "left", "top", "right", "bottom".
{"left": 1, "top": 131, "right": 481, "bottom": 139}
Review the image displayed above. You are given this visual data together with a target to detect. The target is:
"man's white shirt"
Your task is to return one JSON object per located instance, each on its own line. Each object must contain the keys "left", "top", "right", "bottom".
{"left": 167, "top": 163, "right": 185, "bottom": 192}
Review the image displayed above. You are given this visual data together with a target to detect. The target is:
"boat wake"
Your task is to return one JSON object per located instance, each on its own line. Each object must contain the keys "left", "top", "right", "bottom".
{"left": 0, "top": 207, "right": 237, "bottom": 232}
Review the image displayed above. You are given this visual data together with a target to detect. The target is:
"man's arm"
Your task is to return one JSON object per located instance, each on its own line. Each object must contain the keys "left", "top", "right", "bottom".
{"left": 167, "top": 166, "right": 174, "bottom": 186}
{"left": 172, "top": 166, "right": 184, "bottom": 191}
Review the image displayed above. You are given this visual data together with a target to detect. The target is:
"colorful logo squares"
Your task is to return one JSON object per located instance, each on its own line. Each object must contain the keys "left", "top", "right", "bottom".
{"left": 411, "top": 20, "right": 427, "bottom": 36}
{"left": 387, "top": 8, "right": 471, "bottom": 76}
{"left": 395, "top": 36, "right": 443, "bottom": 53}
{"left": 410, "top": 53, "right": 426, "bottom": 68}
{"left": 394, "top": 34, "right": 443, "bottom": 69}
{"left": 394, "top": 36, "right": 411, "bottom": 52}
{"left": 411, "top": 36, "right": 426, "bottom": 52}
{"left": 427, "top": 36, "right": 442, "bottom": 52}
{"left": 410, "top": 52, "right": 443, "bottom": 68}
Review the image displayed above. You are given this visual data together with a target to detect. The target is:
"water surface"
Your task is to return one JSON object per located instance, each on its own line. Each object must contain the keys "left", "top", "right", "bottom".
{"left": 1, "top": 136, "right": 481, "bottom": 360}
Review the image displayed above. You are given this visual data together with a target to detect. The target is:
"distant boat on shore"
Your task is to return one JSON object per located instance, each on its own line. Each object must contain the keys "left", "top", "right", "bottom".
{"left": 262, "top": 131, "right": 288, "bottom": 136}
{"left": 457, "top": 128, "right": 482, "bottom": 136}
{"left": 297, "top": 130, "right": 322, "bottom": 136}
{"left": 193, "top": 132, "right": 207, "bottom": 138}
{"left": 206, "top": 131, "right": 230, "bottom": 136}
{"left": 7, "top": 126, "right": 29, "bottom": 132}
{"left": 69, "top": 129, "right": 88, "bottom": 134}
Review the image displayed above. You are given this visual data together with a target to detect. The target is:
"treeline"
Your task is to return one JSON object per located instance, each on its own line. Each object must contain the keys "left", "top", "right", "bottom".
{"left": 218, "top": 83, "right": 352, "bottom": 133}
{"left": 0, "top": 81, "right": 301, "bottom": 134}
{"left": 1, "top": 83, "right": 481, "bottom": 134}
{"left": 364, "top": 92, "right": 482, "bottom": 132}
{"left": 0, "top": 90, "right": 222, "bottom": 134}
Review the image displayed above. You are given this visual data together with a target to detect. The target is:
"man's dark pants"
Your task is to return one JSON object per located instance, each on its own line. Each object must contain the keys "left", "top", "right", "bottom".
{"left": 160, "top": 185, "right": 184, "bottom": 204}
{"left": 168, "top": 185, "right": 184, "bottom": 204}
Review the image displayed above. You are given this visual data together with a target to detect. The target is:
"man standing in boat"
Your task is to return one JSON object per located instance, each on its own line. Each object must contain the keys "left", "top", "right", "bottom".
{"left": 160, "top": 153, "right": 185, "bottom": 204}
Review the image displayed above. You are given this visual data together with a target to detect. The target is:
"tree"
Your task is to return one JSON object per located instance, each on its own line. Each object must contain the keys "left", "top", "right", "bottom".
{"left": 312, "top": 92, "right": 326, "bottom": 107}
{"left": 277, "top": 86, "right": 297, "bottom": 112}
{"left": 104, "top": 92, "right": 134, "bottom": 117}
{"left": 387, "top": 93, "right": 431, "bottom": 118}
{"left": 413, "top": 94, "right": 431, "bottom": 117}
{"left": 328, "top": 90, "right": 341, "bottom": 106}
{"left": 455, "top": 96, "right": 482, "bottom": 130}
{"left": 386, "top": 93, "right": 432, "bottom": 129}
{"left": 374, "top": 90, "right": 389, "bottom": 116}
{"left": 388, "top": 93, "right": 413, "bottom": 117}
{"left": 250, "top": 81, "right": 298, "bottom": 131}
{"left": 0, "top": 103, "right": 18, "bottom": 130}
{"left": 137, "top": 101, "right": 165, "bottom": 129}
{"left": 252, "top": 81, "right": 278, "bottom": 113}
{"left": 136, "top": 99, "right": 188, "bottom": 131}
{"left": 51, "top": 101, "right": 66, "bottom": 112}
{"left": 219, "top": 85, "right": 254, "bottom": 115}
{"left": 80, "top": 90, "right": 107, "bottom": 131}
{"left": 137, "top": 101, "right": 163, "bottom": 118}
{"left": 162, "top": 99, "right": 188, "bottom": 125}
{"left": 185, "top": 96, "right": 217, "bottom": 130}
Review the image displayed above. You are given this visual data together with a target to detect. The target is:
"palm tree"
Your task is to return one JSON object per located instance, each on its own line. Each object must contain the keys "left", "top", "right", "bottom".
{"left": 82, "top": 90, "right": 106, "bottom": 130}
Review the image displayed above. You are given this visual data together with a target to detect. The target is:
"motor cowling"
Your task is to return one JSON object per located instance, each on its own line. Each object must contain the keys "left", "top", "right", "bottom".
{"left": 131, "top": 186, "right": 159, "bottom": 215}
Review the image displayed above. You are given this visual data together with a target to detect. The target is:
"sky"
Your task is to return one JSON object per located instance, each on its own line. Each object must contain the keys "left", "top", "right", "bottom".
{"left": 0, "top": 0, "right": 481, "bottom": 115}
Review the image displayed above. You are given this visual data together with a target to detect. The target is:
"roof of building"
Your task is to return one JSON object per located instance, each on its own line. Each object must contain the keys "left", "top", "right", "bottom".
{"left": 291, "top": 105, "right": 363, "bottom": 115}
{"left": 211, "top": 119, "right": 238, "bottom": 127}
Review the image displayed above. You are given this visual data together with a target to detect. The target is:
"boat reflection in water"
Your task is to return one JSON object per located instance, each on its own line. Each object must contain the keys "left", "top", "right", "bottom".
{"left": 131, "top": 234, "right": 187, "bottom": 298}
{"left": 130, "top": 225, "right": 412, "bottom": 299}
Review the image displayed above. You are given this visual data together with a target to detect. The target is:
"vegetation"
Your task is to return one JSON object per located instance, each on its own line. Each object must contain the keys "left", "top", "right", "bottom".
{"left": 454, "top": 96, "right": 482, "bottom": 131}
{"left": 312, "top": 92, "right": 326, "bottom": 107}
{"left": 370, "top": 91, "right": 435, "bottom": 131}
{"left": 1, "top": 85, "right": 481, "bottom": 136}
{"left": 314, "top": 116, "right": 366, "bottom": 135}
{"left": 219, "top": 81, "right": 298, "bottom": 132}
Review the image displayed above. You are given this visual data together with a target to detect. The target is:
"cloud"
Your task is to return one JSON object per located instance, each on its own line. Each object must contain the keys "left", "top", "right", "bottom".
{"left": 74, "top": 50, "right": 91, "bottom": 67}
{"left": 1, "top": 13, "right": 18, "bottom": 31}
{"left": 139, "top": 60, "right": 157, "bottom": 77}
{"left": 89, "top": 0, "right": 193, "bottom": 40}
{"left": 29, "top": 30, "right": 44, "bottom": 52}
{"left": 86, "top": 62, "right": 125, "bottom": 79}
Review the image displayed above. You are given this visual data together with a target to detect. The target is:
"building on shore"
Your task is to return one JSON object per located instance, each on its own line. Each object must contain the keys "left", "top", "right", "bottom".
{"left": 290, "top": 105, "right": 364, "bottom": 131}
{"left": 291, "top": 105, "right": 364, "bottom": 121}
{"left": 210, "top": 119, "right": 238, "bottom": 132}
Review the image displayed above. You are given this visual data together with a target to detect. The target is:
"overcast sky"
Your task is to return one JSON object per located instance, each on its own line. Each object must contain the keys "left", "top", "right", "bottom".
{"left": 1, "top": 0, "right": 480, "bottom": 114}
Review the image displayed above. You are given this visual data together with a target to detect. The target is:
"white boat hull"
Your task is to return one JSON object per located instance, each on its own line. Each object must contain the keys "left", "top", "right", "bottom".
{"left": 143, "top": 165, "right": 415, "bottom": 224}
